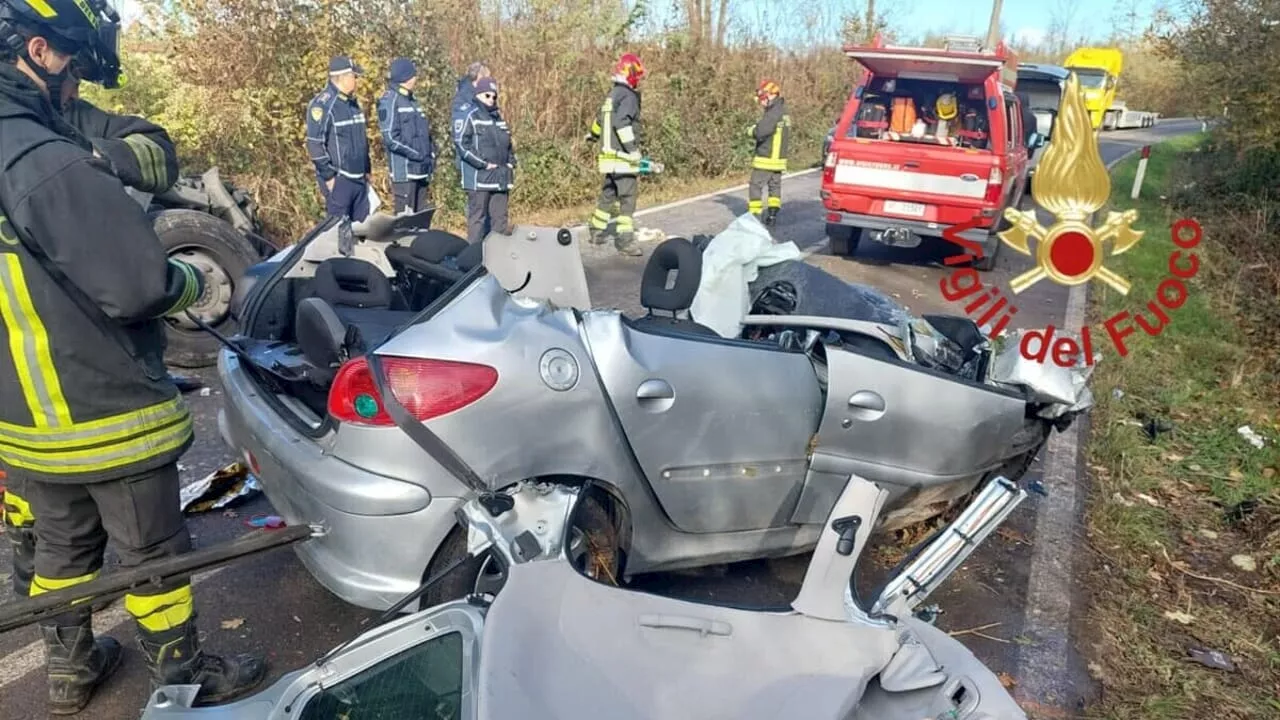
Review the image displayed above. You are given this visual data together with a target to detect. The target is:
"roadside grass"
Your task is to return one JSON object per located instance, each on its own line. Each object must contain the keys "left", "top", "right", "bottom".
{"left": 1080, "top": 134, "right": 1280, "bottom": 718}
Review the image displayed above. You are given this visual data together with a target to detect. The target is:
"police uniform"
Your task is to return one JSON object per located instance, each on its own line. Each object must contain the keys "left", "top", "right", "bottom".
{"left": 305, "top": 57, "right": 371, "bottom": 222}
{"left": 748, "top": 94, "right": 790, "bottom": 226}
{"left": 455, "top": 78, "right": 516, "bottom": 244}
{"left": 0, "top": 0, "right": 265, "bottom": 710}
{"left": 378, "top": 58, "right": 435, "bottom": 215}
{"left": 2, "top": 93, "right": 181, "bottom": 604}
{"left": 451, "top": 73, "right": 489, "bottom": 238}
{"left": 587, "top": 78, "right": 644, "bottom": 256}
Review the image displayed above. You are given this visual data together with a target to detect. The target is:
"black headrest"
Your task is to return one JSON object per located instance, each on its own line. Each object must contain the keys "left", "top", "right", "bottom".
{"left": 313, "top": 258, "right": 392, "bottom": 309}
{"left": 641, "top": 237, "right": 702, "bottom": 313}
{"left": 456, "top": 241, "right": 484, "bottom": 272}
{"left": 410, "top": 231, "right": 469, "bottom": 263}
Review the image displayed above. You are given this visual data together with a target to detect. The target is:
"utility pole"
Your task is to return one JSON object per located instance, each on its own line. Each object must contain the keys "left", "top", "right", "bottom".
{"left": 866, "top": 0, "right": 876, "bottom": 40}
{"left": 985, "top": 0, "right": 1003, "bottom": 49}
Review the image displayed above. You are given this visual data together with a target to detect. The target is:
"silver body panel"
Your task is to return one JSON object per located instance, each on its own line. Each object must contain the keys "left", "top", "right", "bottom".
{"left": 219, "top": 224, "right": 1054, "bottom": 612}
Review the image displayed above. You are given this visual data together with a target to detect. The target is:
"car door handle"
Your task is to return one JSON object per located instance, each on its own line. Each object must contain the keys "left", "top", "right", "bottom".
{"left": 638, "top": 614, "right": 732, "bottom": 637}
{"left": 848, "top": 391, "right": 885, "bottom": 412}
{"left": 903, "top": 161, "right": 920, "bottom": 168}
{"left": 636, "top": 379, "right": 674, "bottom": 400}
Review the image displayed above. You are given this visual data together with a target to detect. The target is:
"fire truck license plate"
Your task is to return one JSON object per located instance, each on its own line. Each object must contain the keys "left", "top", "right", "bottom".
{"left": 884, "top": 200, "right": 926, "bottom": 217}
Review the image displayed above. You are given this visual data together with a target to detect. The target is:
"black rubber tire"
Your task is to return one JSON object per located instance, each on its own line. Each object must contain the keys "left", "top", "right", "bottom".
{"left": 153, "top": 209, "right": 261, "bottom": 368}
{"left": 827, "top": 224, "right": 859, "bottom": 256}
{"left": 416, "top": 524, "right": 505, "bottom": 611}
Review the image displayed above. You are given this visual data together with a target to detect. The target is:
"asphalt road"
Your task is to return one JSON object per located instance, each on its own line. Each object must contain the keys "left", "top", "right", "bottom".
{"left": 0, "top": 119, "right": 1203, "bottom": 719}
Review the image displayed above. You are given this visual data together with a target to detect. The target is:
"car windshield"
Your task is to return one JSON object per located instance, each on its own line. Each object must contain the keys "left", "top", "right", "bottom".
{"left": 1073, "top": 70, "right": 1107, "bottom": 89}
{"left": 298, "top": 630, "right": 464, "bottom": 719}
{"left": 1017, "top": 79, "right": 1063, "bottom": 110}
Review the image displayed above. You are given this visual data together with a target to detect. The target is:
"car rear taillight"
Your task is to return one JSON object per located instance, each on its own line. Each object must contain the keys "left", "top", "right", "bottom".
{"left": 327, "top": 355, "right": 499, "bottom": 427}
{"left": 984, "top": 164, "right": 1003, "bottom": 204}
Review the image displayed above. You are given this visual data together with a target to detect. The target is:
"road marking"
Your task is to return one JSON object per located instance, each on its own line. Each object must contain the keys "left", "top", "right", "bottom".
{"left": 0, "top": 567, "right": 226, "bottom": 690}
{"left": 1013, "top": 145, "right": 1147, "bottom": 707}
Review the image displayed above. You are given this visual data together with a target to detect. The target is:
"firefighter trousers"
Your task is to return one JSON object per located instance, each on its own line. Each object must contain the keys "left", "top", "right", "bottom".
{"left": 589, "top": 174, "right": 638, "bottom": 241}
{"left": 21, "top": 463, "right": 198, "bottom": 632}
{"left": 748, "top": 169, "right": 782, "bottom": 217}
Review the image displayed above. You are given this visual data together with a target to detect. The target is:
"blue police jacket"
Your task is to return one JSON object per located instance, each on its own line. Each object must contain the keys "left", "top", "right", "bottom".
{"left": 455, "top": 102, "right": 517, "bottom": 192}
{"left": 450, "top": 77, "right": 474, "bottom": 175}
{"left": 377, "top": 84, "right": 436, "bottom": 183}
{"left": 305, "top": 82, "right": 371, "bottom": 182}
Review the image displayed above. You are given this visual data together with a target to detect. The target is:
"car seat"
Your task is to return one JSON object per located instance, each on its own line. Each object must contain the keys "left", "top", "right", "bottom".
{"left": 294, "top": 258, "right": 417, "bottom": 376}
{"left": 630, "top": 237, "right": 718, "bottom": 337}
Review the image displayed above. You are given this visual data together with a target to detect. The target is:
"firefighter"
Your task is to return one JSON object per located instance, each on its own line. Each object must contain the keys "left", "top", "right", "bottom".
{"left": 0, "top": 0, "right": 266, "bottom": 714}
{"left": 455, "top": 76, "right": 516, "bottom": 244}
{"left": 306, "top": 55, "right": 371, "bottom": 222}
{"left": 4, "top": 48, "right": 182, "bottom": 606}
{"left": 747, "top": 79, "right": 790, "bottom": 227}
{"left": 586, "top": 52, "right": 646, "bottom": 257}
{"left": 378, "top": 57, "right": 436, "bottom": 214}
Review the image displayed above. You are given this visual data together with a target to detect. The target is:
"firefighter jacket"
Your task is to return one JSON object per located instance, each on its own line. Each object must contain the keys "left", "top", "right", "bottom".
{"left": 590, "top": 81, "right": 642, "bottom": 175}
{"left": 750, "top": 96, "right": 791, "bottom": 172}
{"left": 306, "top": 82, "right": 371, "bottom": 182}
{"left": 0, "top": 65, "right": 203, "bottom": 486}
{"left": 63, "top": 97, "right": 180, "bottom": 195}
{"left": 377, "top": 84, "right": 436, "bottom": 183}
{"left": 455, "top": 102, "right": 517, "bottom": 192}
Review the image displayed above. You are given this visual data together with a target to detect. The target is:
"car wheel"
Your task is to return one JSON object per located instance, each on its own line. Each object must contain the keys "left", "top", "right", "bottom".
{"left": 154, "top": 209, "right": 261, "bottom": 368}
{"left": 417, "top": 524, "right": 509, "bottom": 610}
{"left": 827, "top": 224, "right": 859, "bottom": 256}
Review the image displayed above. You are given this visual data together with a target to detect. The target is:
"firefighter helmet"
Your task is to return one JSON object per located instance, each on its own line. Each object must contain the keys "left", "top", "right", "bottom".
{"left": 614, "top": 52, "right": 646, "bottom": 88}
{"left": 935, "top": 92, "right": 958, "bottom": 121}
{"left": 0, "top": 0, "right": 123, "bottom": 88}
{"left": 757, "top": 79, "right": 780, "bottom": 102}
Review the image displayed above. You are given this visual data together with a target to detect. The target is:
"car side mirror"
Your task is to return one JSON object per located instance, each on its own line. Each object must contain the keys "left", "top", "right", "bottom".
{"left": 1027, "top": 132, "right": 1045, "bottom": 150}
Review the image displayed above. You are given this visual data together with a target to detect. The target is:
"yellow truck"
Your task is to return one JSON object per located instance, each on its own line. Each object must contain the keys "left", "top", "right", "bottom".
{"left": 1063, "top": 47, "right": 1123, "bottom": 130}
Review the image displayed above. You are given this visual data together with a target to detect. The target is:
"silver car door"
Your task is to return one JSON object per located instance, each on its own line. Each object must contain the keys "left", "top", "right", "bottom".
{"left": 812, "top": 341, "right": 1028, "bottom": 496}
{"left": 583, "top": 313, "right": 824, "bottom": 535}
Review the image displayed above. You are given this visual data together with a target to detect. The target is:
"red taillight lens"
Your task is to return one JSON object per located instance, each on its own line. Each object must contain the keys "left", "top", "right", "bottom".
{"left": 327, "top": 356, "right": 499, "bottom": 427}
{"left": 984, "top": 165, "right": 1004, "bottom": 204}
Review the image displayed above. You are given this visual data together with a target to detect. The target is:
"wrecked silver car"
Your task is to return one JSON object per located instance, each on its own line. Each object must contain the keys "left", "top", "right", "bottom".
{"left": 216, "top": 211, "right": 1094, "bottom": 611}
{"left": 140, "top": 471, "right": 1030, "bottom": 719}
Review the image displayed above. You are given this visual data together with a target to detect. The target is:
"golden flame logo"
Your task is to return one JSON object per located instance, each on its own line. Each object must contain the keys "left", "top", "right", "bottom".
{"left": 998, "top": 73, "right": 1144, "bottom": 295}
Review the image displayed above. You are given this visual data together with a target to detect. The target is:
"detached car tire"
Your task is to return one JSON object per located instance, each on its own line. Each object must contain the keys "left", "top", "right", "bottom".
{"left": 153, "top": 209, "right": 261, "bottom": 368}
{"left": 827, "top": 224, "right": 859, "bottom": 257}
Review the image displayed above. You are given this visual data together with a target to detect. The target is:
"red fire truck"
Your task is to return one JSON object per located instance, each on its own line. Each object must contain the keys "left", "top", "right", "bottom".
{"left": 820, "top": 35, "right": 1042, "bottom": 271}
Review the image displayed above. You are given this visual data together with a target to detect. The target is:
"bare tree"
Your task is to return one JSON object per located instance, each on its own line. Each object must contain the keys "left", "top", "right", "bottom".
{"left": 683, "top": 0, "right": 732, "bottom": 47}
{"left": 1045, "top": 0, "right": 1078, "bottom": 57}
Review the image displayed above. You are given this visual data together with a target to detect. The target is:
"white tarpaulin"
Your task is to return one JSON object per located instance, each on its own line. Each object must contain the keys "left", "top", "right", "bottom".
{"left": 689, "top": 214, "right": 802, "bottom": 337}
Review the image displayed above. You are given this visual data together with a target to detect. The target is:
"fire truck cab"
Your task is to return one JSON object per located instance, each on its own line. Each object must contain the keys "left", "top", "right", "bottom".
{"left": 820, "top": 35, "right": 1043, "bottom": 271}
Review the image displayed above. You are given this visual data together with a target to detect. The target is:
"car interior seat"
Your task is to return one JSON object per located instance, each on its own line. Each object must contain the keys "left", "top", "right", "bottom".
{"left": 630, "top": 237, "right": 718, "bottom": 337}
{"left": 294, "top": 257, "right": 417, "bottom": 378}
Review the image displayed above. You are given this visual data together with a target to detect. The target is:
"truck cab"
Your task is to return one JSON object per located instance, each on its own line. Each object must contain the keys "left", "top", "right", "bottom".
{"left": 820, "top": 35, "right": 1040, "bottom": 271}
{"left": 1063, "top": 47, "right": 1123, "bottom": 130}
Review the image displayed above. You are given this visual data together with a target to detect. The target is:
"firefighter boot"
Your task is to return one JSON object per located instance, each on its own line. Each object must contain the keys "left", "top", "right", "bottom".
{"left": 40, "top": 611, "right": 124, "bottom": 715}
{"left": 588, "top": 226, "right": 613, "bottom": 246}
{"left": 763, "top": 207, "right": 778, "bottom": 228}
{"left": 615, "top": 232, "right": 643, "bottom": 257}
{"left": 137, "top": 618, "right": 266, "bottom": 706}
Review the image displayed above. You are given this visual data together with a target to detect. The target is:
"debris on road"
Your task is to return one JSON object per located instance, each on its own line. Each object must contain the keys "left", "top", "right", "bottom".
{"left": 180, "top": 462, "right": 263, "bottom": 514}
{"left": 220, "top": 617, "right": 245, "bottom": 630}
{"left": 170, "top": 373, "right": 206, "bottom": 393}
{"left": 1187, "top": 647, "right": 1236, "bottom": 672}
{"left": 1230, "top": 554, "right": 1257, "bottom": 572}
{"left": 1237, "top": 425, "right": 1265, "bottom": 449}
{"left": 245, "top": 515, "right": 286, "bottom": 530}
{"left": 1163, "top": 610, "right": 1195, "bottom": 625}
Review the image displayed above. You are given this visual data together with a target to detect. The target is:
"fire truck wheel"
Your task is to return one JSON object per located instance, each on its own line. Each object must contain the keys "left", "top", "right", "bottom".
{"left": 826, "top": 224, "right": 859, "bottom": 256}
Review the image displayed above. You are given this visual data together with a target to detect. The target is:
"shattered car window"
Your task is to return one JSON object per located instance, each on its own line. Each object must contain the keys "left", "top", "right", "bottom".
{"left": 298, "top": 631, "right": 464, "bottom": 720}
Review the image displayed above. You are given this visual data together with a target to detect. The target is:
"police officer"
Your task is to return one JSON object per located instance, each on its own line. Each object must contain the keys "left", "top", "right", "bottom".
{"left": 455, "top": 76, "right": 516, "bottom": 244}
{"left": 586, "top": 52, "right": 646, "bottom": 257}
{"left": 378, "top": 57, "right": 436, "bottom": 215}
{"left": 3, "top": 45, "right": 181, "bottom": 607}
{"left": 747, "top": 79, "right": 790, "bottom": 228}
{"left": 306, "top": 55, "right": 371, "bottom": 223}
{"left": 0, "top": 0, "right": 266, "bottom": 713}
{"left": 451, "top": 61, "right": 489, "bottom": 231}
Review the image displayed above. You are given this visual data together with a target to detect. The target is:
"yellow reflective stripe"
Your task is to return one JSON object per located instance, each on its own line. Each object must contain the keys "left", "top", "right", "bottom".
{"left": 767, "top": 197, "right": 782, "bottom": 209}
{"left": 752, "top": 157, "right": 787, "bottom": 171}
{"left": 127, "top": 585, "right": 194, "bottom": 631}
{"left": 589, "top": 209, "right": 611, "bottom": 230}
{"left": 0, "top": 414, "right": 192, "bottom": 474}
{"left": 2, "top": 489, "right": 35, "bottom": 527}
{"left": 24, "top": 0, "right": 57, "bottom": 18}
{"left": 590, "top": 121, "right": 601, "bottom": 136}
{"left": 0, "top": 396, "right": 187, "bottom": 447}
{"left": 615, "top": 216, "right": 634, "bottom": 232}
{"left": 748, "top": 200, "right": 763, "bottom": 214}
{"left": 123, "top": 134, "right": 168, "bottom": 192}
{"left": 600, "top": 99, "right": 614, "bottom": 154}
{"left": 771, "top": 123, "right": 783, "bottom": 160}
{"left": 161, "top": 260, "right": 200, "bottom": 317}
{"left": 32, "top": 571, "right": 100, "bottom": 603}
{"left": 0, "top": 255, "right": 71, "bottom": 429}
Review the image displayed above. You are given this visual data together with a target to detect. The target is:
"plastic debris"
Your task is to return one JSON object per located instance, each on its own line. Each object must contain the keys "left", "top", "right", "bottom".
{"left": 1237, "top": 425, "right": 1265, "bottom": 449}
{"left": 180, "top": 462, "right": 263, "bottom": 514}
{"left": 1028, "top": 480, "right": 1048, "bottom": 497}
{"left": 1112, "top": 388, "right": 1125, "bottom": 399}
{"left": 1187, "top": 647, "right": 1236, "bottom": 672}
{"left": 245, "top": 515, "right": 285, "bottom": 530}
{"left": 170, "top": 374, "right": 205, "bottom": 393}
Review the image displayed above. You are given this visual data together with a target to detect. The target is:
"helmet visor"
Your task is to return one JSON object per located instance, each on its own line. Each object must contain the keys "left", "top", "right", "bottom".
{"left": 72, "top": 18, "right": 121, "bottom": 88}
